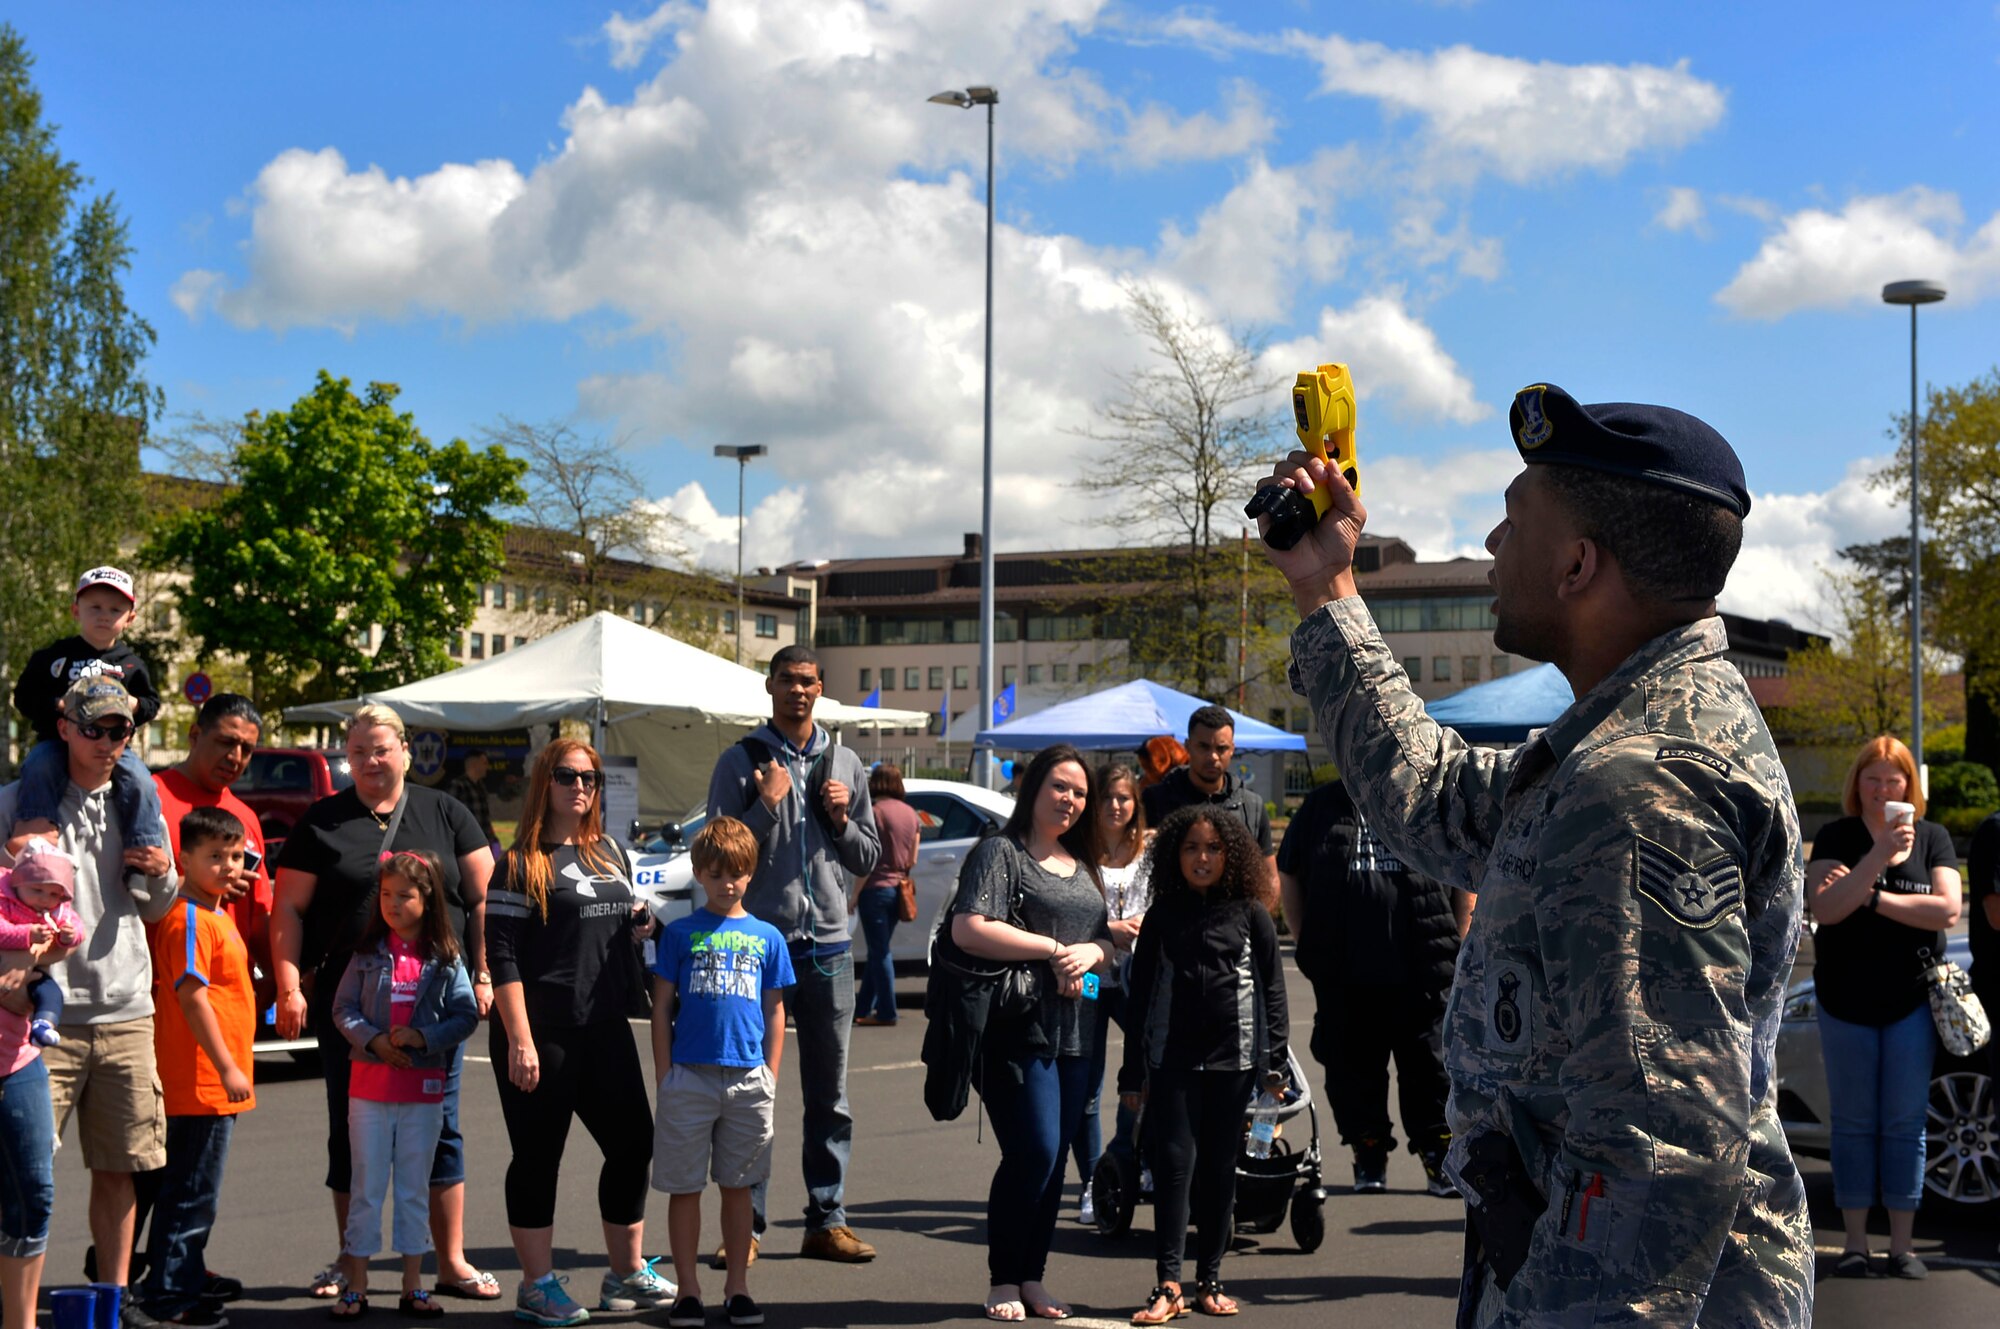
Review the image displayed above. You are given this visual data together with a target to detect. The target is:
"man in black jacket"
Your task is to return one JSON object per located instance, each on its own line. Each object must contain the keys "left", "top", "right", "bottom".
{"left": 1142, "top": 706, "right": 1274, "bottom": 898}
{"left": 1278, "top": 778, "right": 1468, "bottom": 1194}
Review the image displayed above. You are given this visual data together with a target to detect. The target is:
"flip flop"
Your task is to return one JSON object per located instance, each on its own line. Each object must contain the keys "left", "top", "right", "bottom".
{"left": 329, "top": 1291, "right": 369, "bottom": 1320}
{"left": 985, "top": 1285, "right": 1027, "bottom": 1322}
{"left": 432, "top": 1270, "right": 501, "bottom": 1301}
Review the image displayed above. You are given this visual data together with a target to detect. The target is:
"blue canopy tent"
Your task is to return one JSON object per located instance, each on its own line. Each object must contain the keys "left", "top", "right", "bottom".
{"left": 974, "top": 678, "right": 1306, "bottom": 752}
{"left": 1423, "top": 662, "right": 1574, "bottom": 743}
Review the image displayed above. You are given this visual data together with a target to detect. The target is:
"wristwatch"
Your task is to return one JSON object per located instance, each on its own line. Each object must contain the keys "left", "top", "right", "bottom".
{"left": 475, "top": 971, "right": 493, "bottom": 984}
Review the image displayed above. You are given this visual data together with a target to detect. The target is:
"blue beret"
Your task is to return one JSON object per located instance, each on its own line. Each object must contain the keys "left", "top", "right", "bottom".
{"left": 1508, "top": 383, "right": 1750, "bottom": 518}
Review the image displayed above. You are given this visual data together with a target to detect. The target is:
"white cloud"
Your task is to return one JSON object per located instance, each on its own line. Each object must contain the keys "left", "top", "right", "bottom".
{"left": 1723, "top": 456, "right": 1908, "bottom": 623}
{"left": 1157, "top": 154, "right": 1350, "bottom": 321}
{"left": 1717, "top": 188, "right": 2000, "bottom": 319}
{"left": 603, "top": 2, "right": 690, "bottom": 70}
{"left": 1265, "top": 293, "right": 1488, "bottom": 425}
{"left": 1288, "top": 33, "right": 1726, "bottom": 182}
{"left": 1120, "top": 81, "right": 1276, "bottom": 168}
{"left": 645, "top": 479, "right": 811, "bottom": 572}
{"left": 1654, "top": 185, "right": 1707, "bottom": 235}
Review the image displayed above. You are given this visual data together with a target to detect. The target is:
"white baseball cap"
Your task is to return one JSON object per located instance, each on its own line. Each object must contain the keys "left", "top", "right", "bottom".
{"left": 75, "top": 566, "right": 135, "bottom": 603}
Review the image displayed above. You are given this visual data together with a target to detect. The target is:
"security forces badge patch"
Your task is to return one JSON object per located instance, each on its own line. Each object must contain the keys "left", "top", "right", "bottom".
{"left": 1513, "top": 384, "right": 1554, "bottom": 450}
{"left": 1634, "top": 836, "right": 1745, "bottom": 929}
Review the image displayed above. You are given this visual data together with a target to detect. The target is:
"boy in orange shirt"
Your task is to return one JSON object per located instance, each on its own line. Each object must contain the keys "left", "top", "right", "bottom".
{"left": 143, "top": 806, "right": 257, "bottom": 1328}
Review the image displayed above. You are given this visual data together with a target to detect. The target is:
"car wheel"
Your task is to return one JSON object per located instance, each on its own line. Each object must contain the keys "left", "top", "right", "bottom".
{"left": 1923, "top": 1065, "right": 1997, "bottom": 1207}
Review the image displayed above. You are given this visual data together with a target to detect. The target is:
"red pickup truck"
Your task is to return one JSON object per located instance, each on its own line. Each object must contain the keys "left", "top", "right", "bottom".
{"left": 233, "top": 747, "right": 352, "bottom": 861}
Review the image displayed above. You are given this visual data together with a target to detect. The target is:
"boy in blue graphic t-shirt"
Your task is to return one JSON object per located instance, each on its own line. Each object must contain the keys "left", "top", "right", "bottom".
{"left": 652, "top": 815, "right": 794, "bottom": 1329}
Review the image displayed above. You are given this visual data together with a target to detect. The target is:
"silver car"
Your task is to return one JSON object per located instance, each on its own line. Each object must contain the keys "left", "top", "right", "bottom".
{"left": 1775, "top": 932, "right": 1998, "bottom": 1208}
{"left": 631, "top": 778, "right": 1016, "bottom": 970}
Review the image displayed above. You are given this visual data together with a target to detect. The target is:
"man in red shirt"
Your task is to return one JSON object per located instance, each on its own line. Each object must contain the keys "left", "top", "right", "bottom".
{"left": 154, "top": 695, "right": 272, "bottom": 994}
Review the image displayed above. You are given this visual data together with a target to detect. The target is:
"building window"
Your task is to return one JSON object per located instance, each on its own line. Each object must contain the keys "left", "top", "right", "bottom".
{"left": 722, "top": 609, "right": 737, "bottom": 632}
{"left": 1026, "top": 664, "right": 1043, "bottom": 685}
{"left": 514, "top": 584, "right": 528, "bottom": 609}
{"left": 880, "top": 667, "right": 896, "bottom": 691}
{"left": 1078, "top": 662, "right": 1094, "bottom": 683}
{"left": 1463, "top": 656, "right": 1480, "bottom": 683}
{"left": 952, "top": 664, "right": 969, "bottom": 689}
{"left": 489, "top": 581, "right": 506, "bottom": 607}
{"left": 513, "top": 636, "right": 526, "bottom": 648}
{"left": 1402, "top": 657, "right": 1422, "bottom": 679}
{"left": 859, "top": 668, "right": 873, "bottom": 691}
{"left": 478, "top": 585, "right": 488, "bottom": 608}
{"left": 448, "top": 634, "right": 463, "bottom": 659}
{"left": 492, "top": 636, "right": 507, "bottom": 655}
{"left": 929, "top": 666, "right": 945, "bottom": 689}
{"left": 1002, "top": 665, "right": 1017, "bottom": 686}
{"left": 470, "top": 633, "right": 486, "bottom": 660}
{"left": 534, "top": 586, "right": 548, "bottom": 612}
{"left": 1492, "top": 655, "right": 1510, "bottom": 678}
{"left": 755, "top": 613, "right": 778, "bottom": 638}
{"left": 1052, "top": 663, "right": 1070, "bottom": 683}
{"left": 904, "top": 667, "right": 921, "bottom": 690}
{"left": 1432, "top": 656, "right": 1451, "bottom": 681}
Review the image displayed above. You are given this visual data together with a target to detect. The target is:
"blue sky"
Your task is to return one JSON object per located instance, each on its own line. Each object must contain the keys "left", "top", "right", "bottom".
{"left": 13, "top": 2, "right": 2000, "bottom": 624}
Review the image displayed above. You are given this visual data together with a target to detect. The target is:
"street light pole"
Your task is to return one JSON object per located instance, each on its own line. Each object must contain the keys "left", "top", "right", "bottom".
{"left": 928, "top": 84, "right": 999, "bottom": 787}
{"left": 1882, "top": 280, "right": 1946, "bottom": 779}
{"left": 714, "top": 444, "right": 767, "bottom": 666}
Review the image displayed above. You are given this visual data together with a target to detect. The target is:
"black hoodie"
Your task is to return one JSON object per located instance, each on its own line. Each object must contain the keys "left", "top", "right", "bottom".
{"left": 14, "top": 635, "right": 161, "bottom": 742}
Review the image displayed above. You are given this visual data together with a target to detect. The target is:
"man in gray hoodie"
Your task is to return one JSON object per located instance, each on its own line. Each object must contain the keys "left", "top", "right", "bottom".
{"left": 705, "top": 644, "right": 880, "bottom": 1264}
{"left": 0, "top": 676, "right": 175, "bottom": 1329}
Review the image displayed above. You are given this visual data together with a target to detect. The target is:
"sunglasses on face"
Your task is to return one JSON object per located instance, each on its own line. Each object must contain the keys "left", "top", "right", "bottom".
{"left": 79, "top": 720, "right": 134, "bottom": 742}
{"left": 552, "top": 767, "right": 601, "bottom": 790}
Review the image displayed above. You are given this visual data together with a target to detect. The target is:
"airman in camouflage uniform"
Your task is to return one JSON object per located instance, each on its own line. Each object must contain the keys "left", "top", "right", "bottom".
{"left": 1260, "top": 383, "right": 1812, "bottom": 1326}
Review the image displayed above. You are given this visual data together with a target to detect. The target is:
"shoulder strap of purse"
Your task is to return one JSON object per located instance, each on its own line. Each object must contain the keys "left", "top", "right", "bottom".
{"left": 378, "top": 789, "right": 409, "bottom": 858}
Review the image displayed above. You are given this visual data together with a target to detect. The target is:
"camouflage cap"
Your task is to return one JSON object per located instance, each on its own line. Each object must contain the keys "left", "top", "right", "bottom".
{"left": 1508, "top": 382, "right": 1751, "bottom": 518}
{"left": 62, "top": 675, "right": 136, "bottom": 727}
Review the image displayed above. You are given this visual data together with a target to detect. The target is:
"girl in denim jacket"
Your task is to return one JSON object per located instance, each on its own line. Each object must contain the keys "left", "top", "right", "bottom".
{"left": 330, "top": 851, "right": 479, "bottom": 1319}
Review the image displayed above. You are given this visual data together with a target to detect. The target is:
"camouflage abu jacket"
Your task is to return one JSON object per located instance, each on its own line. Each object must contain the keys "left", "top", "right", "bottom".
{"left": 1291, "top": 600, "right": 1812, "bottom": 1328}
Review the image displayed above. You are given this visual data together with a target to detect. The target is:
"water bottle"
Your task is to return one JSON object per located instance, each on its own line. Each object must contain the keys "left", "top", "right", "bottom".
{"left": 1246, "top": 1091, "right": 1279, "bottom": 1158}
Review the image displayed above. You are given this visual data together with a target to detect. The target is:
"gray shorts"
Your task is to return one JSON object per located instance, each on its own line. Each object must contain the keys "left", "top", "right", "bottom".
{"left": 652, "top": 1062, "right": 776, "bottom": 1195}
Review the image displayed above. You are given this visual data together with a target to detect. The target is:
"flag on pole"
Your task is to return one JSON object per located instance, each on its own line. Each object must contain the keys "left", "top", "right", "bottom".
{"left": 939, "top": 678, "right": 952, "bottom": 730}
{"left": 992, "top": 682, "right": 1017, "bottom": 726}
{"left": 861, "top": 687, "right": 881, "bottom": 708}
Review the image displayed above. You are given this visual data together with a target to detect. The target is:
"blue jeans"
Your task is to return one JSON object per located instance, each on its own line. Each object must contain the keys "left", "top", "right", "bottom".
{"left": 16, "top": 740, "right": 166, "bottom": 849}
{"left": 345, "top": 1099, "right": 444, "bottom": 1258}
{"left": 751, "top": 944, "right": 853, "bottom": 1234}
{"left": 1818, "top": 1003, "right": 1934, "bottom": 1211}
{"left": 1070, "top": 996, "right": 1113, "bottom": 1186}
{"left": 982, "top": 1054, "right": 1093, "bottom": 1286}
{"left": 314, "top": 992, "right": 465, "bottom": 1191}
{"left": 142, "top": 1115, "right": 236, "bottom": 1316}
{"left": 854, "top": 888, "right": 901, "bottom": 1023}
{"left": 0, "top": 1059, "right": 54, "bottom": 1258}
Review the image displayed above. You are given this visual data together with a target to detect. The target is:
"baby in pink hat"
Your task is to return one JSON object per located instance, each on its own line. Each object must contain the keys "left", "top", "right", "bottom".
{"left": 0, "top": 840, "right": 88, "bottom": 1051}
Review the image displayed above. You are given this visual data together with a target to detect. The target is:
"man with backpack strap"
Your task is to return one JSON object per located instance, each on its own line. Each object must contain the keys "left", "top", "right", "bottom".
{"left": 705, "top": 645, "right": 881, "bottom": 1265}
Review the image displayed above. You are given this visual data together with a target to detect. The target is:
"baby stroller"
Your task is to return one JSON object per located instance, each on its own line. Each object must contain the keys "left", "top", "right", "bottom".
{"left": 1090, "top": 1048, "right": 1326, "bottom": 1253}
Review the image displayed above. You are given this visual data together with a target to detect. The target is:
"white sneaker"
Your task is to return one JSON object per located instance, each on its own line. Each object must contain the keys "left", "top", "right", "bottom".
{"left": 599, "top": 1259, "right": 676, "bottom": 1311}
{"left": 1078, "top": 1188, "right": 1097, "bottom": 1226}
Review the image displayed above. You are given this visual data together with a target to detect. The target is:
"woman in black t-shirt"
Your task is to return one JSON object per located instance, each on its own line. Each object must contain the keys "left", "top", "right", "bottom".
{"left": 948, "top": 743, "right": 1112, "bottom": 1323}
{"left": 1805, "top": 735, "right": 1963, "bottom": 1280}
{"left": 271, "top": 704, "right": 497, "bottom": 1301}
{"left": 488, "top": 740, "right": 670, "bottom": 1318}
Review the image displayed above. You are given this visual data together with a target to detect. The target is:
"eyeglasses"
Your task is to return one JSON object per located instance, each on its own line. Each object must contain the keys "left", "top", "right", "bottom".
{"left": 552, "top": 767, "right": 601, "bottom": 790}
{"left": 79, "top": 720, "right": 134, "bottom": 742}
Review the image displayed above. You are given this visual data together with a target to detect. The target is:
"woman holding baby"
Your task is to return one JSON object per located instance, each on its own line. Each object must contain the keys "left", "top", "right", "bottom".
{"left": 1805, "top": 734, "right": 1962, "bottom": 1280}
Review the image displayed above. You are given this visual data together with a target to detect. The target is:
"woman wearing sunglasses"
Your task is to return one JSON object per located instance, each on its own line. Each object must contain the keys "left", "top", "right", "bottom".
{"left": 487, "top": 741, "right": 672, "bottom": 1326}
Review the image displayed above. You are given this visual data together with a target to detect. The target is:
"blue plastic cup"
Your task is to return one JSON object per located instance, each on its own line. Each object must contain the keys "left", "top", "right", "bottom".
{"left": 88, "top": 1283, "right": 122, "bottom": 1329}
{"left": 49, "top": 1289, "right": 97, "bottom": 1329}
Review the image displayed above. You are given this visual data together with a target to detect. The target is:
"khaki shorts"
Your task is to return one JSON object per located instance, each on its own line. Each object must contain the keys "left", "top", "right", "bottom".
{"left": 45, "top": 1018, "right": 168, "bottom": 1173}
{"left": 652, "top": 1063, "right": 775, "bottom": 1195}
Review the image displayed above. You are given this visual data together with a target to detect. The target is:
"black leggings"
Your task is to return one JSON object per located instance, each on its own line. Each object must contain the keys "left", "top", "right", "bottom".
{"left": 1146, "top": 1067, "right": 1253, "bottom": 1286}
{"left": 491, "top": 1018, "right": 653, "bottom": 1229}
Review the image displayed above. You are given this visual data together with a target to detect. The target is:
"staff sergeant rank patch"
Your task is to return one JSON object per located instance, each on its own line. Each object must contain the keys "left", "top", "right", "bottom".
{"left": 1633, "top": 836, "right": 1745, "bottom": 929}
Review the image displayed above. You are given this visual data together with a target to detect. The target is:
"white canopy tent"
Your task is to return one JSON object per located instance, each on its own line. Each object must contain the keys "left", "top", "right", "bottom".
{"left": 283, "top": 612, "right": 929, "bottom": 817}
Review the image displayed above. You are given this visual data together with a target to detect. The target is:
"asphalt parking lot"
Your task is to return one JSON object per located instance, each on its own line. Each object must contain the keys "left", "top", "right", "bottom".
{"left": 44, "top": 950, "right": 2000, "bottom": 1327}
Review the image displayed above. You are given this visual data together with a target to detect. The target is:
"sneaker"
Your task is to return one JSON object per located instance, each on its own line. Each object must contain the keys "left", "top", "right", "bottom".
{"left": 666, "top": 1295, "right": 705, "bottom": 1328}
{"left": 1884, "top": 1252, "right": 1929, "bottom": 1280}
{"left": 799, "top": 1226, "right": 876, "bottom": 1263}
{"left": 707, "top": 1237, "right": 757, "bottom": 1271}
{"left": 516, "top": 1273, "right": 590, "bottom": 1327}
{"left": 725, "top": 1294, "right": 763, "bottom": 1327}
{"left": 1078, "top": 1187, "right": 1096, "bottom": 1226}
{"left": 1419, "top": 1153, "right": 1460, "bottom": 1199}
{"left": 158, "top": 1306, "right": 228, "bottom": 1328}
{"left": 29, "top": 1019, "right": 60, "bottom": 1047}
{"left": 599, "top": 1259, "right": 676, "bottom": 1312}
{"left": 201, "top": 1274, "right": 244, "bottom": 1304}
{"left": 1352, "top": 1154, "right": 1388, "bottom": 1194}
{"left": 120, "top": 1304, "right": 164, "bottom": 1329}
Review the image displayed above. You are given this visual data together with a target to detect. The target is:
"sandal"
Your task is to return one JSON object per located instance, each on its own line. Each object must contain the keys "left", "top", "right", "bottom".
{"left": 1021, "top": 1283, "right": 1070, "bottom": 1320}
{"left": 1194, "top": 1282, "right": 1238, "bottom": 1317}
{"left": 1132, "top": 1286, "right": 1188, "bottom": 1325}
{"left": 309, "top": 1264, "right": 351, "bottom": 1300}
{"left": 398, "top": 1291, "right": 445, "bottom": 1319}
{"left": 432, "top": 1270, "right": 500, "bottom": 1301}
{"left": 984, "top": 1285, "right": 1027, "bottom": 1323}
{"left": 329, "top": 1291, "right": 369, "bottom": 1320}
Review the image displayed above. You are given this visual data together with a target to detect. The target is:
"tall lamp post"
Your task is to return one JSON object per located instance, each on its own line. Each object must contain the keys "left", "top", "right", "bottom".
{"left": 714, "top": 444, "right": 766, "bottom": 666}
{"left": 928, "top": 83, "right": 999, "bottom": 788}
{"left": 1882, "top": 279, "right": 1946, "bottom": 779}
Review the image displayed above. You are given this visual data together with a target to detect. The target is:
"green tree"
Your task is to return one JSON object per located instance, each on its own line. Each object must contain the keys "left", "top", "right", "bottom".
{"left": 0, "top": 25, "right": 161, "bottom": 767}
{"left": 144, "top": 372, "right": 527, "bottom": 712}
{"left": 1072, "top": 284, "right": 1291, "bottom": 696}
{"left": 1778, "top": 563, "right": 1948, "bottom": 746}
